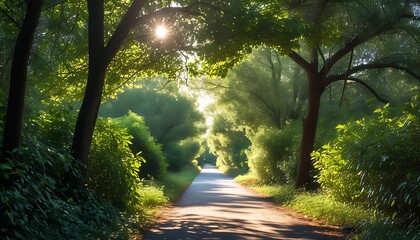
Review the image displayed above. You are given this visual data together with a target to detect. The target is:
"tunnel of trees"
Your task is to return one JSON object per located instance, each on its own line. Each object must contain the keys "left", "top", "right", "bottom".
{"left": 0, "top": 0, "right": 419, "bottom": 239}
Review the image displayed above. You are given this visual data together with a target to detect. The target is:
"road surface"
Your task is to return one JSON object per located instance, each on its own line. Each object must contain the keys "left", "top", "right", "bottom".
{"left": 144, "top": 165, "right": 342, "bottom": 240}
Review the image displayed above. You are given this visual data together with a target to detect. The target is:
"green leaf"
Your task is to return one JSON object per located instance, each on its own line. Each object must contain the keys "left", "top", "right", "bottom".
{"left": 0, "top": 163, "right": 12, "bottom": 170}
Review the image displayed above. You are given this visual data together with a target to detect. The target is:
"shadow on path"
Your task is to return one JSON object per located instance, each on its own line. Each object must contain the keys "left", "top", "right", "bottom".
{"left": 144, "top": 165, "right": 343, "bottom": 240}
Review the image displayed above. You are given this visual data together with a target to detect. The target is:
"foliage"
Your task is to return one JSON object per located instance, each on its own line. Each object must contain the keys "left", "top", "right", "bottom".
{"left": 112, "top": 112, "right": 167, "bottom": 180}
{"left": 87, "top": 117, "right": 143, "bottom": 212}
{"left": 100, "top": 79, "right": 204, "bottom": 145}
{"left": 203, "top": 47, "right": 307, "bottom": 130}
{"left": 165, "top": 139, "right": 201, "bottom": 171}
{"left": 138, "top": 183, "right": 168, "bottom": 208}
{"left": 312, "top": 89, "right": 420, "bottom": 227}
{"left": 157, "top": 166, "right": 200, "bottom": 201}
{"left": 0, "top": 139, "right": 128, "bottom": 240}
{"left": 246, "top": 122, "right": 300, "bottom": 184}
{"left": 196, "top": 143, "right": 217, "bottom": 166}
{"left": 192, "top": 1, "right": 304, "bottom": 77}
{"left": 25, "top": 106, "right": 75, "bottom": 149}
{"left": 101, "top": 79, "right": 204, "bottom": 171}
{"left": 24, "top": 106, "right": 144, "bottom": 212}
{"left": 206, "top": 114, "right": 250, "bottom": 172}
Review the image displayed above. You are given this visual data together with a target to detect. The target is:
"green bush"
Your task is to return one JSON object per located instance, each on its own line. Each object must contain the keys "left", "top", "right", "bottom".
{"left": 312, "top": 89, "right": 420, "bottom": 227}
{"left": 165, "top": 139, "right": 201, "bottom": 171}
{"left": 112, "top": 112, "right": 167, "bottom": 179}
{"left": 26, "top": 107, "right": 144, "bottom": 212}
{"left": 247, "top": 122, "right": 300, "bottom": 184}
{"left": 87, "top": 118, "right": 143, "bottom": 211}
{"left": 0, "top": 139, "right": 128, "bottom": 239}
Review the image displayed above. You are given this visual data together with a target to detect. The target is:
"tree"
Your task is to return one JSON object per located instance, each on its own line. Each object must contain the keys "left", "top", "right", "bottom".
{"left": 2, "top": 0, "right": 43, "bottom": 160}
{"left": 69, "top": 0, "right": 142, "bottom": 186}
{"left": 284, "top": 1, "right": 420, "bottom": 189}
{"left": 69, "top": 0, "right": 207, "bottom": 186}
{"left": 206, "top": 113, "right": 250, "bottom": 171}
{"left": 197, "top": 0, "right": 420, "bottom": 189}
{"left": 204, "top": 47, "right": 307, "bottom": 130}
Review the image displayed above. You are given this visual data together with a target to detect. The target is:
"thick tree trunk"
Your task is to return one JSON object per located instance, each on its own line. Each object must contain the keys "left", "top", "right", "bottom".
{"left": 2, "top": 0, "right": 43, "bottom": 158}
{"left": 68, "top": 0, "right": 144, "bottom": 188}
{"left": 69, "top": 64, "right": 106, "bottom": 187}
{"left": 295, "top": 72, "right": 322, "bottom": 190}
{"left": 68, "top": 0, "right": 105, "bottom": 188}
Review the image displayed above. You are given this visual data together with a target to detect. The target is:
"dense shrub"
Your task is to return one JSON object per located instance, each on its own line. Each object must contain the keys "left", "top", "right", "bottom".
{"left": 24, "top": 107, "right": 144, "bottom": 211}
{"left": 312, "top": 89, "right": 420, "bottom": 227}
{"left": 207, "top": 115, "right": 250, "bottom": 172}
{"left": 165, "top": 139, "right": 201, "bottom": 171}
{"left": 0, "top": 139, "right": 128, "bottom": 239}
{"left": 88, "top": 118, "right": 143, "bottom": 211}
{"left": 247, "top": 122, "right": 300, "bottom": 184}
{"left": 112, "top": 112, "right": 167, "bottom": 179}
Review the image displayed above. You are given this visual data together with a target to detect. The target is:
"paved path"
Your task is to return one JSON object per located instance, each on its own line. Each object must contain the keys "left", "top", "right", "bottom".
{"left": 144, "top": 165, "right": 342, "bottom": 240}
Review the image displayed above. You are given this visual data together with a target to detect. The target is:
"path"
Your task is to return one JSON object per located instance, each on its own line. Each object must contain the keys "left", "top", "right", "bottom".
{"left": 144, "top": 165, "right": 343, "bottom": 240}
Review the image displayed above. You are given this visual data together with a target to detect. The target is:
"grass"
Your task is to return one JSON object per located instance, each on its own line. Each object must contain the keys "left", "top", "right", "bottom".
{"left": 233, "top": 172, "right": 420, "bottom": 239}
{"left": 157, "top": 165, "right": 201, "bottom": 201}
{"left": 287, "top": 193, "right": 376, "bottom": 225}
{"left": 234, "top": 173, "right": 377, "bottom": 226}
{"left": 133, "top": 165, "right": 201, "bottom": 231}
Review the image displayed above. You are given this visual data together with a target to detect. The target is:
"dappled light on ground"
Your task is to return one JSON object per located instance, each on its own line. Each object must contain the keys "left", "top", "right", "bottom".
{"left": 145, "top": 165, "right": 342, "bottom": 240}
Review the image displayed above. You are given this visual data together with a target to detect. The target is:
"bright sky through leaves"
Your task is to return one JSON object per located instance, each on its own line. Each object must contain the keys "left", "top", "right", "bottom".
{"left": 155, "top": 25, "right": 168, "bottom": 39}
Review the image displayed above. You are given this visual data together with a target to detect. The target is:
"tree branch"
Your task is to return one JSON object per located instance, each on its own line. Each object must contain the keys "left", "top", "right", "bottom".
{"left": 103, "top": 0, "right": 147, "bottom": 66}
{"left": 329, "top": 77, "right": 389, "bottom": 103}
{"left": 325, "top": 20, "right": 397, "bottom": 75}
{"left": 288, "top": 51, "right": 312, "bottom": 72}
{"left": 333, "top": 61, "right": 420, "bottom": 83}
{"left": 348, "top": 77, "right": 389, "bottom": 103}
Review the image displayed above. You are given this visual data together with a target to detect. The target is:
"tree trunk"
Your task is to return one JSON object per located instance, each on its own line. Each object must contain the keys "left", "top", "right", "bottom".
{"left": 295, "top": 71, "right": 322, "bottom": 190}
{"left": 69, "top": 63, "right": 106, "bottom": 187}
{"left": 2, "top": 0, "right": 43, "bottom": 158}
{"left": 68, "top": 0, "right": 144, "bottom": 187}
{"left": 68, "top": 0, "right": 105, "bottom": 188}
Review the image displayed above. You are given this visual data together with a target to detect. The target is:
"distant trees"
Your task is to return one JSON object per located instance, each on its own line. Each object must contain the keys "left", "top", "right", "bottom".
{"left": 206, "top": 114, "right": 250, "bottom": 171}
{"left": 100, "top": 79, "right": 204, "bottom": 171}
{"left": 200, "top": 47, "right": 306, "bottom": 175}
{"left": 205, "top": 47, "right": 306, "bottom": 130}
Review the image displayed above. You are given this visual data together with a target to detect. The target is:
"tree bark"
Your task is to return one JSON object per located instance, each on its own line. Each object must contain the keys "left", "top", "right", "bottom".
{"left": 295, "top": 71, "right": 322, "bottom": 190}
{"left": 68, "top": 0, "right": 105, "bottom": 188}
{"left": 2, "top": 0, "right": 43, "bottom": 158}
{"left": 69, "top": 0, "right": 146, "bottom": 188}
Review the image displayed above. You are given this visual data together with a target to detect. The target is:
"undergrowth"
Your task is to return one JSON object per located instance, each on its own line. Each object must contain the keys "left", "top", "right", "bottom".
{"left": 233, "top": 173, "right": 416, "bottom": 240}
{"left": 157, "top": 165, "right": 200, "bottom": 201}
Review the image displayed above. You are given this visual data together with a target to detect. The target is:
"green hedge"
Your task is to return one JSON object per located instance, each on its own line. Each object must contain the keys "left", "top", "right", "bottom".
{"left": 312, "top": 89, "right": 420, "bottom": 228}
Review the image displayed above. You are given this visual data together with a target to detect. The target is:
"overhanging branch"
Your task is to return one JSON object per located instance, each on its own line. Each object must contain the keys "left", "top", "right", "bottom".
{"left": 333, "top": 77, "right": 389, "bottom": 104}
{"left": 348, "top": 62, "right": 420, "bottom": 81}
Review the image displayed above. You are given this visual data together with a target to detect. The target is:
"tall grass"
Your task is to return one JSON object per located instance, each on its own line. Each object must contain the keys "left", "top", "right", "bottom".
{"left": 158, "top": 166, "right": 201, "bottom": 201}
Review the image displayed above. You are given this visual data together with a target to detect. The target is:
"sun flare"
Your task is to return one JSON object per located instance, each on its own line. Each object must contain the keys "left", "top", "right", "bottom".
{"left": 155, "top": 25, "right": 168, "bottom": 39}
